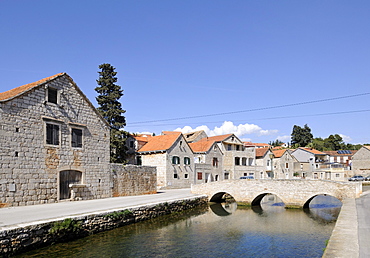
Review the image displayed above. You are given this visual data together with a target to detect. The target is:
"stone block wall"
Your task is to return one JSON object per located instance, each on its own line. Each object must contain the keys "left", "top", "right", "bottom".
{"left": 0, "top": 196, "right": 208, "bottom": 256}
{"left": 0, "top": 74, "right": 111, "bottom": 207}
{"left": 111, "top": 164, "right": 157, "bottom": 197}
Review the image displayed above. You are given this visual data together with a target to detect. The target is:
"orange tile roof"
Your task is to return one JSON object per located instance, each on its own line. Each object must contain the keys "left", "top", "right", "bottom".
{"left": 244, "top": 141, "right": 271, "bottom": 147}
{"left": 256, "top": 148, "right": 270, "bottom": 158}
{"left": 189, "top": 140, "right": 215, "bottom": 153}
{"left": 162, "top": 131, "right": 181, "bottom": 135}
{"left": 323, "top": 150, "right": 357, "bottom": 156}
{"left": 198, "top": 134, "right": 233, "bottom": 143}
{"left": 272, "top": 149, "right": 286, "bottom": 158}
{"left": 138, "top": 132, "right": 182, "bottom": 153}
{"left": 299, "top": 147, "right": 326, "bottom": 155}
{"left": 0, "top": 73, "right": 65, "bottom": 102}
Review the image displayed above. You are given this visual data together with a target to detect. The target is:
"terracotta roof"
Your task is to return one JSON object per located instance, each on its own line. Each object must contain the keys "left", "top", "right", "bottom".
{"left": 272, "top": 149, "right": 286, "bottom": 158}
{"left": 299, "top": 147, "right": 326, "bottom": 155}
{"left": 133, "top": 136, "right": 151, "bottom": 143}
{"left": 256, "top": 148, "right": 270, "bottom": 158}
{"left": 0, "top": 73, "right": 65, "bottom": 102}
{"left": 138, "top": 132, "right": 182, "bottom": 153}
{"left": 323, "top": 150, "right": 357, "bottom": 156}
{"left": 162, "top": 131, "right": 181, "bottom": 135}
{"left": 189, "top": 140, "right": 215, "bottom": 153}
{"left": 198, "top": 134, "right": 233, "bottom": 143}
{"left": 244, "top": 142, "right": 271, "bottom": 147}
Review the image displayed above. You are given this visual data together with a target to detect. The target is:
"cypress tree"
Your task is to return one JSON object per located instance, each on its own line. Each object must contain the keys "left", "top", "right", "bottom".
{"left": 95, "top": 63, "right": 127, "bottom": 163}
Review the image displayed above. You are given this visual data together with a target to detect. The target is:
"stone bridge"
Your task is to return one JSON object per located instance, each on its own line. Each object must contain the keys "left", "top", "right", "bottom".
{"left": 191, "top": 179, "right": 362, "bottom": 208}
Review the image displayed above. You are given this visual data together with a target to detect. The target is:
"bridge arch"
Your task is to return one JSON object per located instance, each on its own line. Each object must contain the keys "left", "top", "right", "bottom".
{"left": 303, "top": 193, "right": 342, "bottom": 209}
{"left": 251, "top": 192, "right": 287, "bottom": 207}
{"left": 210, "top": 192, "right": 236, "bottom": 203}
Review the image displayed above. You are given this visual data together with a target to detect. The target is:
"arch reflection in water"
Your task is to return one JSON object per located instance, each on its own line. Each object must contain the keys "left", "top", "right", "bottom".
{"left": 209, "top": 202, "right": 237, "bottom": 216}
{"left": 251, "top": 193, "right": 285, "bottom": 214}
{"left": 304, "top": 195, "right": 342, "bottom": 223}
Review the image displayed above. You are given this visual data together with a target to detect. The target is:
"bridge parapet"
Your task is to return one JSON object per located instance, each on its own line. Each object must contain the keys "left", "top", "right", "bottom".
{"left": 191, "top": 179, "right": 362, "bottom": 208}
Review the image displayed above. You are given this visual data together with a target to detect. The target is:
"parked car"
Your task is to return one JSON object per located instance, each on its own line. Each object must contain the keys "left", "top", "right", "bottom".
{"left": 364, "top": 176, "right": 370, "bottom": 181}
{"left": 348, "top": 175, "right": 364, "bottom": 181}
{"left": 240, "top": 176, "right": 254, "bottom": 180}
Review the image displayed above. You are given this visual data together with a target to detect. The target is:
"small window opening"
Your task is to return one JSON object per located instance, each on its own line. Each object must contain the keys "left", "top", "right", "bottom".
{"left": 48, "top": 88, "right": 58, "bottom": 104}
{"left": 15, "top": 128, "right": 19, "bottom": 132}
{"left": 15, "top": 151, "right": 19, "bottom": 157}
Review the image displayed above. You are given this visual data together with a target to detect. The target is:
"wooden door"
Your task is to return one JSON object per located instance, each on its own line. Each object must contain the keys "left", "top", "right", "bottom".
{"left": 59, "top": 170, "right": 82, "bottom": 200}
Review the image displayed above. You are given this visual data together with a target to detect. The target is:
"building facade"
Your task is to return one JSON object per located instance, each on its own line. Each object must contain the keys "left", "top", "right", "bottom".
{"left": 0, "top": 73, "right": 111, "bottom": 207}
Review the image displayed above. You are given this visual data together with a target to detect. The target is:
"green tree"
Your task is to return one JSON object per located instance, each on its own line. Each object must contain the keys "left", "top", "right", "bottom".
{"left": 309, "top": 137, "right": 325, "bottom": 151}
{"left": 291, "top": 124, "right": 313, "bottom": 147}
{"left": 95, "top": 63, "right": 127, "bottom": 163}
{"left": 268, "top": 139, "right": 284, "bottom": 147}
{"left": 324, "top": 134, "right": 344, "bottom": 151}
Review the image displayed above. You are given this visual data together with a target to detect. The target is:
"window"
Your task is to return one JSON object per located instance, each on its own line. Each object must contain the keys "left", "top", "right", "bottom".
{"left": 136, "top": 156, "right": 142, "bottom": 165}
{"left": 235, "top": 157, "right": 240, "bottom": 166}
{"left": 184, "top": 174, "right": 189, "bottom": 179}
{"left": 236, "top": 145, "right": 240, "bottom": 151}
{"left": 336, "top": 173, "right": 340, "bottom": 178}
{"left": 46, "top": 123, "right": 60, "bottom": 145}
{"left": 242, "top": 157, "right": 247, "bottom": 166}
{"left": 213, "top": 157, "right": 218, "bottom": 167}
{"left": 184, "top": 157, "right": 191, "bottom": 165}
{"left": 172, "top": 156, "right": 180, "bottom": 165}
{"left": 285, "top": 163, "right": 289, "bottom": 169}
{"left": 227, "top": 144, "right": 232, "bottom": 151}
{"left": 174, "top": 173, "right": 178, "bottom": 179}
{"left": 48, "top": 88, "right": 58, "bottom": 104}
{"left": 224, "top": 172, "right": 229, "bottom": 180}
{"left": 197, "top": 172, "right": 203, "bottom": 180}
{"left": 71, "top": 128, "right": 83, "bottom": 148}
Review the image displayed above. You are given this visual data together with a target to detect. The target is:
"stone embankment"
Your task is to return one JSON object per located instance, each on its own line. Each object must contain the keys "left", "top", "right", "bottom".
{"left": 0, "top": 196, "right": 207, "bottom": 256}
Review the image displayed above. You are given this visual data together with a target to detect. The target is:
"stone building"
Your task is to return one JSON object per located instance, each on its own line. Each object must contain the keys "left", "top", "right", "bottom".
{"left": 255, "top": 148, "right": 274, "bottom": 179}
{"left": 0, "top": 73, "right": 112, "bottom": 207}
{"left": 271, "top": 149, "right": 300, "bottom": 179}
{"left": 137, "top": 132, "right": 195, "bottom": 189}
{"left": 351, "top": 146, "right": 370, "bottom": 176}
{"left": 195, "top": 134, "right": 256, "bottom": 180}
{"left": 189, "top": 138, "right": 224, "bottom": 183}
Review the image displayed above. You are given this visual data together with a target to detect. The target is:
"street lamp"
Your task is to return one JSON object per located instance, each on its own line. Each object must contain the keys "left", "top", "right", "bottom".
{"left": 269, "top": 153, "right": 274, "bottom": 179}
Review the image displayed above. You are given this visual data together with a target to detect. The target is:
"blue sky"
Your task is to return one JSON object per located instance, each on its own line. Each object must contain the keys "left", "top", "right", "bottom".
{"left": 1, "top": 1, "right": 370, "bottom": 144}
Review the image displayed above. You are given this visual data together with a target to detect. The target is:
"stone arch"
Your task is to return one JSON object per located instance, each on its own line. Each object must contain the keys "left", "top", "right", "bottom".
{"left": 251, "top": 192, "right": 286, "bottom": 207}
{"left": 209, "top": 191, "right": 235, "bottom": 203}
{"left": 303, "top": 193, "right": 342, "bottom": 209}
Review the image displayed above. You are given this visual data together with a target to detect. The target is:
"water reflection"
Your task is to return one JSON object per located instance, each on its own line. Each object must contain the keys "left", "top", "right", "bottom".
{"left": 20, "top": 196, "right": 340, "bottom": 258}
{"left": 209, "top": 202, "right": 237, "bottom": 216}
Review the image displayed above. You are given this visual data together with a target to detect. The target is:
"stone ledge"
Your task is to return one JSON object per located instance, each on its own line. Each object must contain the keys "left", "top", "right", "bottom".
{"left": 322, "top": 198, "right": 359, "bottom": 258}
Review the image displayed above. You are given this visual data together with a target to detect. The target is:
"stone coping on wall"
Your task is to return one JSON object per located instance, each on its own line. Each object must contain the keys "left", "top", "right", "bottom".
{"left": 323, "top": 198, "right": 359, "bottom": 258}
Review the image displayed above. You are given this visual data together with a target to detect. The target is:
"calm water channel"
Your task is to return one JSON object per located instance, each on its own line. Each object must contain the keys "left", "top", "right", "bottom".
{"left": 19, "top": 195, "right": 341, "bottom": 258}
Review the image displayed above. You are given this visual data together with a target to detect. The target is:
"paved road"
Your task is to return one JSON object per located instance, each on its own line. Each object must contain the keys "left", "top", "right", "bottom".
{"left": 0, "top": 188, "right": 204, "bottom": 231}
{"left": 357, "top": 191, "right": 370, "bottom": 258}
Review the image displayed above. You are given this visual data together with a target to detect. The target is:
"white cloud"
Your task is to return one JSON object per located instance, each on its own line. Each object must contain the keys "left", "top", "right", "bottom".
{"left": 277, "top": 135, "right": 291, "bottom": 142}
{"left": 175, "top": 121, "right": 278, "bottom": 140}
{"left": 339, "top": 134, "right": 352, "bottom": 143}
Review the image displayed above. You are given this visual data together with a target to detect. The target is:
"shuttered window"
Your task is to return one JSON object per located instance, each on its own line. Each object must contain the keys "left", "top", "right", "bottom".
{"left": 71, "top": 128, "right": 83, "bottom": 148}
{"left": 46, "top": 123, "right": 60, "bottom": 145}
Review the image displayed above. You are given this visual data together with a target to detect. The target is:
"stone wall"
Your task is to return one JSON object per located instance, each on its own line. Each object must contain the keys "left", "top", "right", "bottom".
{"left": 0, "top": 197, "right": 208, "bottom": 256}
{"left": 352, "top": 146, "right": 370, "bottom": 176}
{"left": 111, "top": 164, "right": 157, "bottom": 197}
